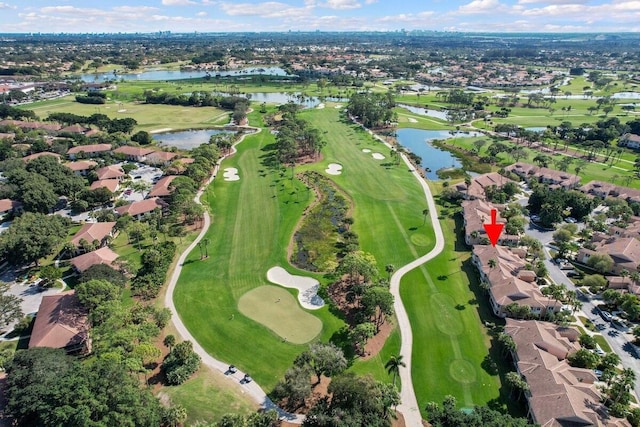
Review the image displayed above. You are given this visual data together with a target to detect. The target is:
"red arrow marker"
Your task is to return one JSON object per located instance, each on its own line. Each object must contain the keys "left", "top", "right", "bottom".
{"left": 483, "top": 209, "right": 504, "bottom": 247}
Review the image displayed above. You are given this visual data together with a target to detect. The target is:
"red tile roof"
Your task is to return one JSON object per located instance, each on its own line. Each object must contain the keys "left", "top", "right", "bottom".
{"left": 115, "top": 197, "right": 168, "bottom": 217}
{"left": 67, "top": 143, "right": 112, "bottom": 155}
{"left": 90, "top": 179, "right": 119, "bottom": 192}
{"left": 70, "top": 222, "right": 115, "bottom": 247}
{"left": 95, "top": 165, "right": 124, "bottom": 180}
{"left": 28, "top": 291, "right": 89, "bottom": 351}
{"left": 70, "top": 246, "right": 119, "bottom": 272}
{"left": 148, "top": 175, "right": 177, "bottom": 198}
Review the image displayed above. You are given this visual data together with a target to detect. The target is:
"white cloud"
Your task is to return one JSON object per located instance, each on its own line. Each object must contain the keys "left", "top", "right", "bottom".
{"left": 196, "top": 11, "right": 207, "bottom": 16}
{"left": 319, "top": 0, "right": 361, "bottom": 10}
{"left": 518, "top": 0, "right": 589, "bottom": 4}
{"left": 376, "top": 11, "right": 435, "bottom": 24}
{"left": 113, "top": 6, "right": 159, "bottom": 13}
{"left": 0, "top": 2, "right": 16, "bottom": 10}
{"left": 365, "top": 0, "right": 378, "bottom": 4}
{"left": 220, "top": 1, "right": 312, "bottom": 18}
{"left": 162, "top": 0, "right": 197, "bottom": 6}
{"left": 458, "top": 0, "right": 502, "bottom": 14}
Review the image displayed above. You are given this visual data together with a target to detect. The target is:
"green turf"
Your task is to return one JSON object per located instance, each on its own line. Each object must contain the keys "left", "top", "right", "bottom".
{"left": 22, "top": 97, "right": 230, "bottom": 133}
{"left": 400, "top": 195, "right": 503, "bottom": 415}
{"left": 238, "top": 286, "right": 322, "bottom": 344}
{"left": 161, "top": 364, "right": 258, "bottom": 426}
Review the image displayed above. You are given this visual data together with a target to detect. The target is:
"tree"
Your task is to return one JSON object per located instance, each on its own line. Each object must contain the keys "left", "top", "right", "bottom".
{"left": 272, "top": 365, "right": 313, "bottom": 410}
{"left": 304, "top": 373, "right": 399, "bottom": 427}
{"left": 361, "top": 286, "right": 394, "bottom": 332}
{"left": 163, "top": 334, "right": 176, "bottom": 351}
{"left": 0, "top": 281, "right": 23, "bottom": 329}
{"left": 162, "top": 405, "right": 188, "bottom": 427}
{"left": 76, "top": 279, "right": 122, "bottom": 312}
{"left": 80, "top": 264, "right": 127, "bottom": 287}
{"left": 350, "top": 322, "right": 376, "bottom": 354}
{"left": 568, "top": 348, "right": 600, "bottom": 369}
{"left": 586, "top": 253, "right": 614, "bottom": 274}
{"left": 425, "top": 396, "right": 533, "bottom": 426}
{"left": 384, "top": 354, "right": 405, "bottom": 387}
{"left": 162, "top": 340, "right": 201, "bottom": 385}
{"left": 582, "top": 274, "right": 607, "bottom": 292}
{"left": 0, "top": 213, "right": 69, "bottom": 266}
{"left": 294, "top": 342, "right": 347, "bottom": 385}
{"left": 131, "top": 131, "right": 153, "bottom": 145}
{"left": 422, "top": 208, "right": 429, "bottom": 226}
{"left": 384, "top": 264, "right": 395, "bottom": 279}
{"left": 336, "top": 250, "right": 378, "bottom": 284}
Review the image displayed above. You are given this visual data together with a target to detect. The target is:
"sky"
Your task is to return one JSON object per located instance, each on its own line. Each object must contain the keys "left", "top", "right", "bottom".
{"left": 0, "top": 0, "right": 639, "bottom": 34}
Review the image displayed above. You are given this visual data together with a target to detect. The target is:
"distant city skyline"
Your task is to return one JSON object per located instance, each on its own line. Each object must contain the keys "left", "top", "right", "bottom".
{"left": 0, "top": 0, "right": 639, "bottom": 34}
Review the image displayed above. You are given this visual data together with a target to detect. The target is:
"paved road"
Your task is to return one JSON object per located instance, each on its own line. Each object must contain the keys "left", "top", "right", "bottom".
{"left": 519, "top": 210, "right": 640, "bottom": 400}
{"left": 372, "top": 130, "right": 446, "bottom": 427}
{"left": 163, "top": 127, "right": 305, "bottom": 424}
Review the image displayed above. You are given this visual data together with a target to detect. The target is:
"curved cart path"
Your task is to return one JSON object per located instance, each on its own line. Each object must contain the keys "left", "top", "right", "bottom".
{"left": 166, "top": 124, "right": 444, "bottom": 426}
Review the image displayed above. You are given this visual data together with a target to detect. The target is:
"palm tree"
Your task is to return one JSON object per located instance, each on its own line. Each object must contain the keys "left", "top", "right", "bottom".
{"left": 385, "top": 354, "right": 406, "bottom": 387}
{"left": 385, "top": 264, "right": 395, "bottom": 280}
{"left": 488, "top": 258, "right": 497, "bottom": 269}
{"left": 202, "top": 237, "right": 210, "bottom": 258}
{"left": 422, "top": 208, "right": 429, "bottom": 226}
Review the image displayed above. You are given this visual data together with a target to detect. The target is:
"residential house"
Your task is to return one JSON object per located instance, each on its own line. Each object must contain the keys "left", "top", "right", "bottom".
{"left": 64, "top": 160, "right": 97, "bottom": 176}
{"left": 577, "top": 236, "right": 640, "bottom": 275}
{"left": 112, "top": 146, "right": 155, "bottom": 162}
{"left": 472, "top": 244, "right": 558, "bottom": 318}
{"left": 115, "top": 197, "right": 168, "bottom": 220}
{"left": 505, "top": 319, "right": 629, "bottom": 427}
{"left": 580, "top": 181, "right": 640, "bottom": 205}
{"left": 95, "top": 165, "right": 125, "bottom": 181}
{"left": 28, "top": 291, "right": 91, "bottom": 354}
{"left": 0, "top": 132, "right": 15, "bottom": 141}
{"left": 67, "top": 143, "right": 112, "bottom": 160}
{"left": 90, "top": 179, "right": 120, "bottom": 194}
{"left": 144, "top": 151, "right": 178, "bottom": 166}
{"left": 455, "top": 172, "right": 517, "bottom": 200}
{"left": 0, "top": 198, "right": 22, "bottom": 219}
{"left": 461, "top": 199, "right": 519, "bottom": 246}
{"left": 506, "top": 162, "right": 581, "bottom": 189}
{"left": 618, "top": 133, "right": 640, "bottom": 150}
{"left": 59, "top": 124, "right": 94, "bottom": 135}
{"left": 70, "top": 246, "right": 119, "bottom": 273}
{"left": 69, "top": 221, "right": 116, "bottom": 254}
{"left": 147, "top": 175, "right": 177, "bottom": 199}
{"left": 22, "top": 152, "right": 62, "bottom": 163}
{"left": 0, "top": 119, "right": 62, "bottom": 133}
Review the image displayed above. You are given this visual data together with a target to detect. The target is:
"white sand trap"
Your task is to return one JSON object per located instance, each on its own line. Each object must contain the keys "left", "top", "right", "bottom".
{"left": 149, "top": 128, "right": 173, "bottom": 134}
{"left": 267, "top": 266, "right": 325, "bottom": 310}
{"left": 372, "top": 152, "right": 386, "bottom": 160}
{"left": 325, "top": 163, "right": 342, "bottom": 175}
{"left": 316, "top": 103, "right": 325, "bottom": 109}
{"left": 223, "top": 167, "right": 240, "bottom": 181}
{"left": 408, "top": 117, "right": 417, "bottom": 123}
{"left": 362, "top": 148, "right": 372, "bottom": 153}
{"left": 334, "top": 104, "right": 342, "bottom": 109}
{"left": 117, "top": 109, "right": 127, "bottom": 113}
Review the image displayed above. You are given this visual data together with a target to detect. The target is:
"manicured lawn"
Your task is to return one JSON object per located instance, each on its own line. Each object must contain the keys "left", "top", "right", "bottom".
{"left": 161, "top": 364, "right": 258, "bottom": 426}
{"left": 22, "top": 97, "right": 230, "bottom": 133}
{"left": 174, "top": 106, "right": 432, "bottom": 390}
{"left": 400, "top": 191, "right": 504, "bottom": 416}
{"left": 238, "top": 285, "right": 322, "bottom": 344}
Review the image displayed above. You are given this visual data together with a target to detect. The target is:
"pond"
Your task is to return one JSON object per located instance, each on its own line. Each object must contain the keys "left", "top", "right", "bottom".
{"left": 79, "top": 67, "right": 291, "bottom": 82}
{"left": 398, "top": 104, "right": 449, "bottom": 121}
{"left": 219, "top": 92, "right": 348, "bottom": 108}
{"left": 153, "top": 129, "right": 234, "bottom": 150}
{"left": 611, "top": 92, "right": 640, "bottom": 99}
{"left": 395, "top": 128, "right": 483, "bottom": 180}
{"left": 525, "top": 127, "right": 548, "bottom": 133}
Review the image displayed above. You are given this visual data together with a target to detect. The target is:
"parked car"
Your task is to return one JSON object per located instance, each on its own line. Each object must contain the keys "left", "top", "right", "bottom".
{"left": 565, "top": 217, "right": 577, "bottom": 223}
{"left": 228, "top": 365, "right": 237, "bottom": 374}
{"left": 530, "top": 214, "right": 540, "bottom": 222}
{"left": 243, "top": 374, "right": 252, "bottom": 383}
{"left": 599, "top": 310, "right": 612, "bottom": 322}
{"left": 124, "top": 189, "right": 132, "bottom": 195}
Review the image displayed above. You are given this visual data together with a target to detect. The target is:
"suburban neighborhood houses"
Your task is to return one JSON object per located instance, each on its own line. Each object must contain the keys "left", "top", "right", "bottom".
{"left": 4, "top": 29, "right": 640, "bottom": 427}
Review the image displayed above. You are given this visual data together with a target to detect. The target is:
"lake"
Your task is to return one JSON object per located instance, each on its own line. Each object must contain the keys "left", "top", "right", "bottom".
{"left": 218, "top": 92, "right": 348, "bottom": 108}
{"left": 395, "top": 128, "right": 483, "bottom": 180}
{"left": 398, "top": 104, "right": 449, "bottom": 121}
{"left": 79, "top": 67, "right": 291, "bottom": 82}
{"left": 153, "top": 129, "right": 234, "bottom": 150}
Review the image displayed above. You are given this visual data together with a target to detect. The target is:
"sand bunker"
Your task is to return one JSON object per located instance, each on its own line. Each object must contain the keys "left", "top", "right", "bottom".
{"left": 362, "top": 148, "right": 372, "bottom": 153}
{"left": 149, "top": 128, "right": 173, "bottom": 134}
{"left": 267, "top": 266, "right": 324, "bottom": 310}
{"left": 316, "top": 103, "right": 325, "bottom": 109}
{"left": 117, "top": 109, "right": 127, "bottom": 113}
{"left": 223, "top": 167, "right": 240, "bottom": 181}
{"left": 408, "top": 117, "right": 417, "bottom": 123}
{"left": 372, "top": 152, "right": 386, "bottom": 160}
{"left": 334, "top": 104, "right": 342, "bottom": 109}
{"left": 325, "top": 163, "right": 343, "bottom": 175}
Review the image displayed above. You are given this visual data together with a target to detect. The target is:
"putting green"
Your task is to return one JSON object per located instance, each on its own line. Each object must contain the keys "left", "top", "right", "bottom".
{"left": 449, "top": 359, "right": 477, "bottom": 385}
{"left": 238, "top": 286, "right": 322, "bottom": 344}
{"left": 410, "top": 233, "right": 431, "bottom": 247}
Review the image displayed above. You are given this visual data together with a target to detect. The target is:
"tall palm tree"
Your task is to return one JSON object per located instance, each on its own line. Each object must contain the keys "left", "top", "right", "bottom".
{"left": 385, "top": 264, "right": 395, "bottom": 280}
{"left": 488, "top": 258, "right": 497, "bottom": 269}
{"left": 385, "top": 354, "right": 406, "bottom": 387}
{"left": 422, "top": 208, "right": 429, "bottom": 226}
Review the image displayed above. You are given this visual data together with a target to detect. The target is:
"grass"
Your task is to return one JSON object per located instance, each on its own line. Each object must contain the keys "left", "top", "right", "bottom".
{"left": 173, "top": 106, "right": 432, "bottom": 391}
{"left": 400, "top": 190, "right": 505, "bottom": 416}
{"left": 161, "top": 364, "right": 258, "bottom": 426}
{"left": 237, "top": 285, "right": 322, "bottom": 344}
{"left": 593, "top": 335, "right": 613, "bottom": 353}
{"left": 22, "top": 96, "right": 230, "bottom": 133}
